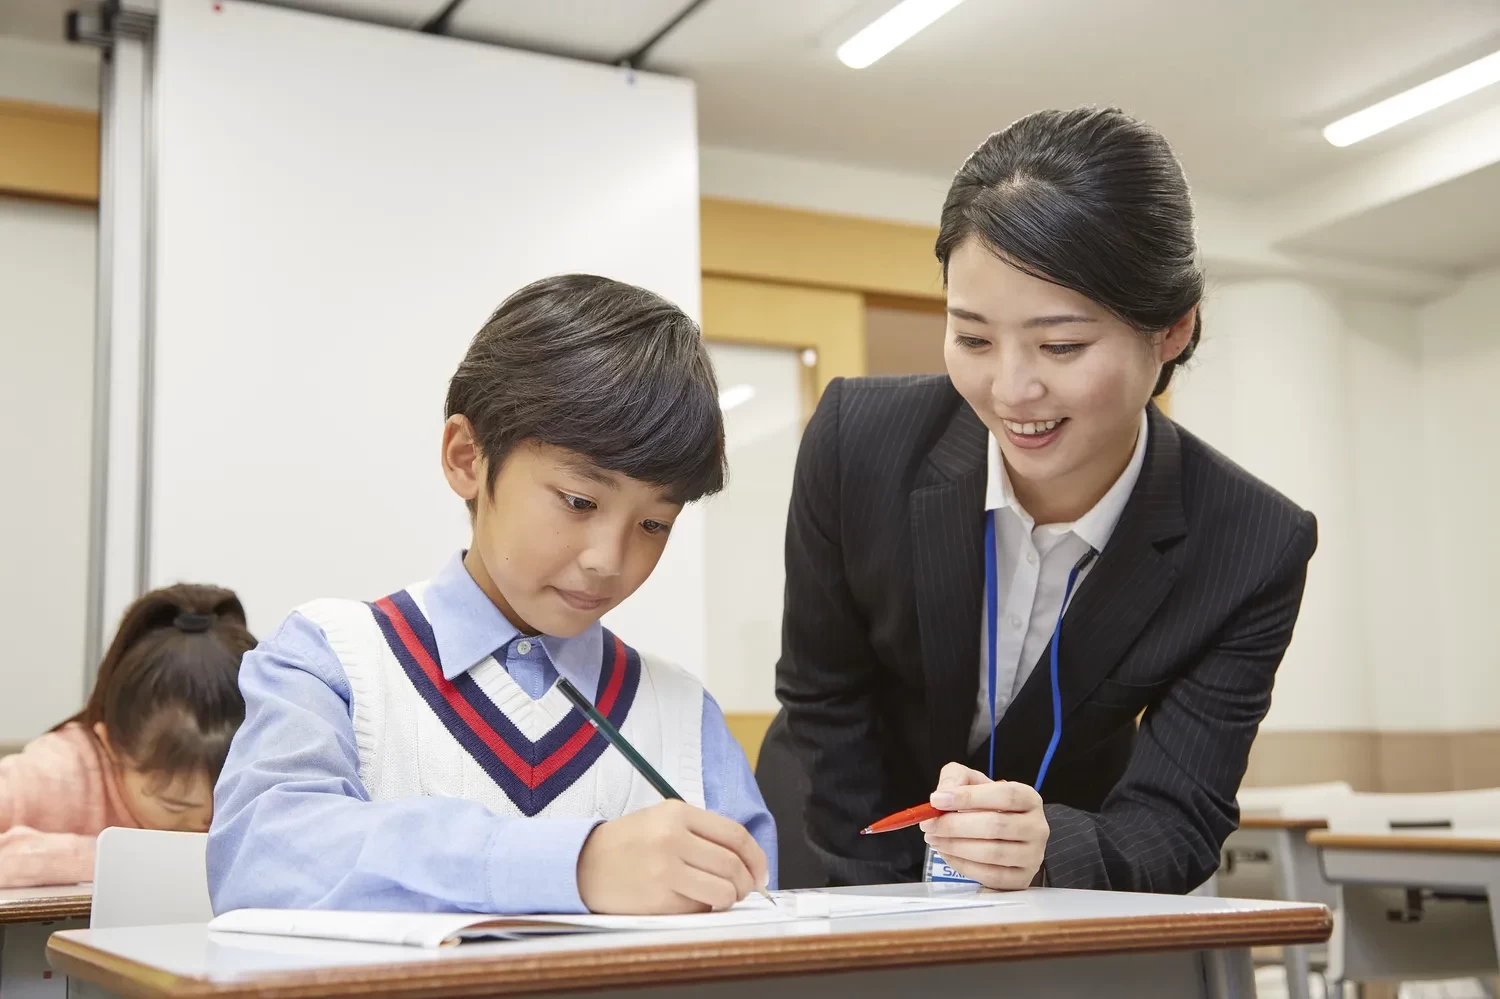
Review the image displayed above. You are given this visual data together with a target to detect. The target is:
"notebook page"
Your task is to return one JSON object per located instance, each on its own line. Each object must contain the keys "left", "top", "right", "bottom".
{"left": 211, "top": 893, "right": 1020, "bottom": 948}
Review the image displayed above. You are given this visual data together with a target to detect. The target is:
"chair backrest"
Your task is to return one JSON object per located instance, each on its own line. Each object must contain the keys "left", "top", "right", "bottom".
{"left": 1324, "top": 788, "right": 1500, "bottom": 833}
{"left": 91, "top": 827, "right": 213, "bottom": 929}
{"left": 1236, "top": 780, "right": 1354, "bottom": 819}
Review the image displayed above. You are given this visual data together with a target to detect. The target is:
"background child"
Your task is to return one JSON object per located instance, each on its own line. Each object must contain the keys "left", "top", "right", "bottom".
{"left": 0, "top": 584, "right": 253, "bottom": 888}
{"left": 210, "top": 274, "right": 776, "bottom": 916}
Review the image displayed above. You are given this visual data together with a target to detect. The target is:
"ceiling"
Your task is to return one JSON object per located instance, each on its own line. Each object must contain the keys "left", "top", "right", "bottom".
{"left": 7, "top": 0, "right": 1500, "bottom": 277}
{"left": 274, "top": 0, "right": 1500, "bottom": 277}
{"left": 240, "top": 0, "right": 1500, "bottom": 200}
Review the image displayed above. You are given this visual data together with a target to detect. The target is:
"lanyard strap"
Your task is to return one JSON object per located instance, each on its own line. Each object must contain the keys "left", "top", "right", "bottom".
{"left": 984, "top": 509, "right": 1097, "bottom": 790}
{"left": 985, "top": 512, "right": 1001, "bottom": 781}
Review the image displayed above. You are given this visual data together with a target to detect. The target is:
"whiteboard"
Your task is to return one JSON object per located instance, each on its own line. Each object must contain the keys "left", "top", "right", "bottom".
{"left": 149, "top": 0, "right": 706, "bottom": 674}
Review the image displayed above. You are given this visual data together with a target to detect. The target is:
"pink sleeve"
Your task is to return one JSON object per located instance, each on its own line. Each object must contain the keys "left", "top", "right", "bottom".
{"left": 0, "top": 729, "right": 108, "bottom": 888}
{"left": 0, "top": 827, "right": 95, "bottom": 888}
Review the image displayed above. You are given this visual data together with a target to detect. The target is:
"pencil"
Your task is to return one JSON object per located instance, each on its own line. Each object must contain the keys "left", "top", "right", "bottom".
{"left": 555, "top": 676, "right": 776, "bottom": 907}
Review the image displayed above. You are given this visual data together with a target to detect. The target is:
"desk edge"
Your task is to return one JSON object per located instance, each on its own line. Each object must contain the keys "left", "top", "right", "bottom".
{"left": 0, "top": 895, "right": 92, "bottom": 924}
{"left": 1308, "top": 831, "right": 1500, "bottom": 854}
{"left": 1237, "top": 817, "right": 1327, "bottom": 831}
{"left": 47, "top": 906, "right": 1334, "bottom": 999}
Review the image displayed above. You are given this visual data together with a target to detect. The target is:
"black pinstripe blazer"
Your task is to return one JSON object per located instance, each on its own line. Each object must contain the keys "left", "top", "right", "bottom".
{"left": 759, "top": 375, "right": 1318, "bottom": 893}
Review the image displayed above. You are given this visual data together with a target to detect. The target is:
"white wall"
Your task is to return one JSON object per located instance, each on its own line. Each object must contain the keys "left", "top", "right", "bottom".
{"left": 0, "top": 40, "right": 101, "bottom": 742}
{"left": 0, "top": 37, "right": 99, "bottom": 110}
{"left": 0, "top": 196, "right": 97, "bottom": 741}
{"left": 1172, "top": 280, "right": 1371, "bottom": 731}
{"left": 700, "top": 145, "right": 947, "bottom": 227}
{"left": 702, "top": 343, "right": 805, "bottom": 713}
{"left": 1172, "top": 276, "right": 1500, "bottom": 737}
{"left": 1342, "top": 297, "right": 1439, "bottom": 732}
{"left": 1419, "top": 263, "right": 1500, "bottom": 731}
{"left": 143, "top": 0, "right": 706, "bottom": 672}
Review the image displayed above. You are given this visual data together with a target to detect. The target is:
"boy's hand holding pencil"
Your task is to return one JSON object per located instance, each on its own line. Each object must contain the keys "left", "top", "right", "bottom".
{"left": 577, "top": 800, "right": 770, "bottom": 914}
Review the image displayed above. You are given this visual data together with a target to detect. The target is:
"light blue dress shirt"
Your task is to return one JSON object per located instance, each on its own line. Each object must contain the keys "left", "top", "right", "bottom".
{"left": 208, "top": 552, "right": 777, "bottom": 914}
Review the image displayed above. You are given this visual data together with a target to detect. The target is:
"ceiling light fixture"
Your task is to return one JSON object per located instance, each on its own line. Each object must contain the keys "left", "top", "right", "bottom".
{"left": 836, "top": 0, "right": 968, "bottom": 70}
{"left": 1324, "top": 48, "right": 1500, "bottom": 147}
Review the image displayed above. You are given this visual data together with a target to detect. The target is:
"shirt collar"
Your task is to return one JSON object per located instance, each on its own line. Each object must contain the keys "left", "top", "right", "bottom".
{"left": 422, "top": 551, "right": 603, "bottom": 684}
{"left": 985, "top": 409, "right": 1150, "bottom": 553}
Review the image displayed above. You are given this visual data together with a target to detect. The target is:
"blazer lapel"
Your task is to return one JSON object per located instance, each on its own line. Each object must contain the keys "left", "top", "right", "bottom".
{"left": 909, "top": 402, "right": 988, "bottom": 779}
{"left": 999, "top": 404, "right": 1189, "bottom": 760}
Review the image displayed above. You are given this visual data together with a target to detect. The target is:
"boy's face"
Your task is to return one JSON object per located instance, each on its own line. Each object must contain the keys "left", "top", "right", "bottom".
{"left": 443, "top": 419, "right": 682, "bottom": 637}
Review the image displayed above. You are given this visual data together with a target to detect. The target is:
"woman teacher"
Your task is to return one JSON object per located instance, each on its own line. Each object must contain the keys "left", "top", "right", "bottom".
{"left": 759, "top": 107, "right": 1317, "bottom": 892}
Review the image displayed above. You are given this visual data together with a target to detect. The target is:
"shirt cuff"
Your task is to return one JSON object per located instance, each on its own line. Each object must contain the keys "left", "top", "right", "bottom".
{"left": 486, "top": 817, "right": 602, "bottom": 914}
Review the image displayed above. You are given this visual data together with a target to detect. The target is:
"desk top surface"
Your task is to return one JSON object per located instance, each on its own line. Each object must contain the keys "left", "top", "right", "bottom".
{"left": 48, "top": 885, "right": 1331, "bottom": 999}
{"left": 0, "top": 883, "right": 91, "bottom": 924}
{"left": 1309, "top": 827, "right": 1500, "bottom": 854}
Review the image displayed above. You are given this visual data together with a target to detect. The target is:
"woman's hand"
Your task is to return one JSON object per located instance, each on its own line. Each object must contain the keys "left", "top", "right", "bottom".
{"left": 920, "top": 763, "right": 1049, "bottom": 890}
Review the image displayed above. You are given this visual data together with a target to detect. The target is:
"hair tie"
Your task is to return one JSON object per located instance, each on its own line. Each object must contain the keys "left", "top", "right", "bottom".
{"left": 174, "top": 612, "right": 214, "bottom": 633}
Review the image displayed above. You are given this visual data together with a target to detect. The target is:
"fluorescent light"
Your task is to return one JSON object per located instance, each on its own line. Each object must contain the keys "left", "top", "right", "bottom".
{"left": 1324, "top": 48, "right": 1500, "bottom": 147}
{"left": 718, "top": 384, "right": 756, "bottom": 411}
{"left": 836, "top": 0, "right": 968, "bottom": 70}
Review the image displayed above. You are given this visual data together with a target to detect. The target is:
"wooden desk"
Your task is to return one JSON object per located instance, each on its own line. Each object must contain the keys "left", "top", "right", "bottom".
{"left": 0, "top": 884, "right": 91, "bottom": 999}
{"left": 1237, "top": 817, "right": 1328, "bottom": 832}
{"left": 0, "top": 884, "right": 92, "bottom": 924}
{"left": 1311, "top": 828, "right": 1500, "bottom": 985}
{"left": 49, "top": 885, "right": 1329, "bottom": 999}
{"left": 1219, "top": 817, "right": 1330, "bottom": 999}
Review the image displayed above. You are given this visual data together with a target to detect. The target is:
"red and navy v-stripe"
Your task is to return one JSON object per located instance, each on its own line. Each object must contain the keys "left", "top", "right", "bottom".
{"left": 367, "top": 590, "right": 640, "bottom": 817}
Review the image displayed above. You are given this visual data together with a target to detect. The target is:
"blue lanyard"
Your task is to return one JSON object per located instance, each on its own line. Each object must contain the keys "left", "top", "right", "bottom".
{"left": 984, "top": 510, "right": 1097, "bottom": 791}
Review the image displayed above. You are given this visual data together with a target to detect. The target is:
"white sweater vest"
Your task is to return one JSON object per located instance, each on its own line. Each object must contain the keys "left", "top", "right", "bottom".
{"left": 298, "top": 582, "right": 704, "bottom": 820}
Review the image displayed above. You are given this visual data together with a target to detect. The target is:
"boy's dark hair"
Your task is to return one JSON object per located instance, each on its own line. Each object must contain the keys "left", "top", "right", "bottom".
{"left": 59, "top": 584, "right": 253, "bottom": 780}
{"left": 446, "top": 274, "right": 726, "bottom": 508}
{"left": 936, "top": 106, "right": 1204, "bottom": 397}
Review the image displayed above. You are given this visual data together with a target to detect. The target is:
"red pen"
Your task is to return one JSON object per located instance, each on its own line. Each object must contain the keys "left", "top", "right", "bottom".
{"left": 860, "top": 802, "right": 945, "bottom": 836}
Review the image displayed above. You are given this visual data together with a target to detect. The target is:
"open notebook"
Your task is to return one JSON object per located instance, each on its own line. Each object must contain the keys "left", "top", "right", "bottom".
{"left": 208, "top": 892, "right": 1019, "bottom": 949}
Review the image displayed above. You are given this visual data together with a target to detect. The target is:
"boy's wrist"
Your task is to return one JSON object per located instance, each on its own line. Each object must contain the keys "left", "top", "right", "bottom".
{"left": 488, "top": 816, "right": 602, "bottom": 915}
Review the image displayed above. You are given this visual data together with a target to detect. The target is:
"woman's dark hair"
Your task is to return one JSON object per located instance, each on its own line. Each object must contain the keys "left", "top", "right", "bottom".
{"left": 935, "top": 106, "right": 1203, "bottom": 396}
{"left": 446, "top": 274, "right": 726, "bottom": 508}
{"left": 59, "top": 584, "right": 253, "bottom": 779}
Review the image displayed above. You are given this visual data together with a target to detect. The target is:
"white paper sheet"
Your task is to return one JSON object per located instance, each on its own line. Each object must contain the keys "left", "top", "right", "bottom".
{"left": 208, "top": 892, "right": 1021, "bottom": 948}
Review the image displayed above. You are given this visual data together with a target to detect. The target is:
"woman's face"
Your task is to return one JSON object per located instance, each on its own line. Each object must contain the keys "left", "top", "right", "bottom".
{"left": 943, "top": 237, "right": 1193, "bottom": 514}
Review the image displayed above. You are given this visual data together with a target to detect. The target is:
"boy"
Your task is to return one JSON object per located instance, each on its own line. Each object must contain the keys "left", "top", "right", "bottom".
{"left": 208, "top": 275, "right": 775, "bottom": 915}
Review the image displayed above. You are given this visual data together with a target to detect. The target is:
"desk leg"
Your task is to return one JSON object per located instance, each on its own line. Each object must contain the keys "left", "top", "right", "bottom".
{"left": 2, "top": 920, "right": 85, "bottom": 999}
{"left": 1273, "top": 828, "right": 1316, "bottom": 999}
{"left": 1201, "top": 947, "right": 1257, "bottom": 999}
{"left": 1488, "top": 874, "right": 1500, "bottom": 991}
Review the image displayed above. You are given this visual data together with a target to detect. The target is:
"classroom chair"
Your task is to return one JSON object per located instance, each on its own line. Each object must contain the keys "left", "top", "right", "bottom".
{"left": 1222, "top": 781, "right": 1352, "bottom": 898}
{"left": 1324, "top": 788, "right": 1500, "bottom": 835}
{"left": 91, "top": 828, "right": 213, "bottom": 930}
{"left": 1219, "top": 782, "right": 1354, "bottom": 999}
{"left": 1237, "top": 781, "right": 1355, "bottom": 819}
{"left": 1321, "top": 789, "right": 1500, "bottom": 997}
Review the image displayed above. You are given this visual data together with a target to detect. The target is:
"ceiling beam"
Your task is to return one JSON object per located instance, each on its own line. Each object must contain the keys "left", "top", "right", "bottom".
{"left": 1260, "top": 101, "right": 1500, "bottom": 245}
